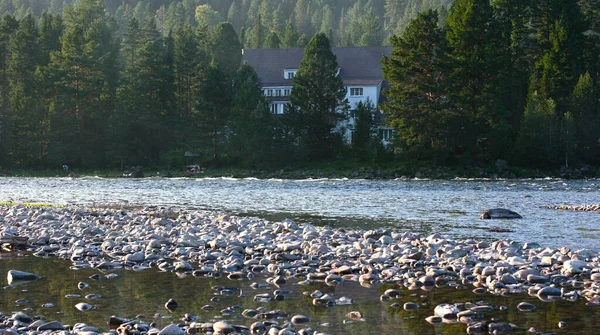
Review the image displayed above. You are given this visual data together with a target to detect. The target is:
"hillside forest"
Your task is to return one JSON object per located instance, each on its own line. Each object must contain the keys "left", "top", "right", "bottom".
{"left": 0, "top": 0, "right": 599, "bottom": 174}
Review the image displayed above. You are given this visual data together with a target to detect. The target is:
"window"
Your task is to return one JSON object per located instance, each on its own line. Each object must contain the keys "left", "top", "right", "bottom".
{"left": 350, "top": 87, "right": 363, "bottom": 96}
{"left": 378, "top": 128, "right": 395, "bottom": 141}
{"left": 270, "top": 103, "right": 278, "bottom": 114}
{"left": 283, "top": 89, "right": 291, "bottom": 96}
{"left": 265, "top": 89, "right": 273, "bottom": 96}
{"left": 284, "top": 70, "right": 297, "bottom": 79}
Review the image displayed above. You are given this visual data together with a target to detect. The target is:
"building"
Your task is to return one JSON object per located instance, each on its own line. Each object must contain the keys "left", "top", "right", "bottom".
{"left": 241, "top": 46, "right": 395, "bottom": 144}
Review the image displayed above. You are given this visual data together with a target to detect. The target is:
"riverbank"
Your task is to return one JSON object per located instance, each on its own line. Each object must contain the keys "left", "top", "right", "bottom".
{"left": 1, "top": 160, "right": 598, "bottom": 180}
{"left": 2, "top": 203, "right": 600, "bottom": 334}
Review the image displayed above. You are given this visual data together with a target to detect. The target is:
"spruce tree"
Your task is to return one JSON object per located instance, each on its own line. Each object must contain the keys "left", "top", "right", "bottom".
{"left": 289, "top": 33, "right": 347, "bottom": 160}
{"left": 6, "top": 14, "right": 40, "bottom": 166}
{"left": 229, "top": 63, "right": 275, "bottom": 167}
{"left": 0, "top": 14, "right": 18, "bottom": 165}
{"left": 264, "top": 31, "right": 281, "bottom": 48}
{"left": 47, "top": 0, "right": 119, "bottom": 168}
{"left": 382, "top": 10, "right": 450, "bottom": 160}
{"left": 445, "top": 0, "right": 503, "bottom": 161}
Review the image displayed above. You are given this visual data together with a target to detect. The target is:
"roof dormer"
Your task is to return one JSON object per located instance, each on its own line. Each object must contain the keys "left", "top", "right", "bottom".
{"left": 284, "top": 69, "right": 297, "bottom": 80}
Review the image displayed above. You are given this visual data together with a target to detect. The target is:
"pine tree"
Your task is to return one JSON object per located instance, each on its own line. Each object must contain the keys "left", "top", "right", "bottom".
{"left": 515, "top": 88, "right": 558, "bottom": 167}
{"left": 382, "top": 9, "right": 450, "bottom": 159}
{"left": 282, "top": 20, "right": 299, "bottom": 48}
{"left": 351, "top": 99, "right": 380, "bottom": 162}
{"left": 569, "top": 72, "right": 598, "bottom": 163}
{"left": 47, "top": 0, "right": 119, "bottom": 168}
{"left": 113, "top": 18, "right": 172, "bottom": 166}
{"left": 6, "top": 14, "right": 41, "bottom": 166}
{"left": 229, "top": 63, "right": 275, "bottom": 167}
{"left": 0, "top": 14, "right": 18, "bottom": 165}
{"left": 209, "top": 22, "right": 242, "bottom": 76}
{"left": 289, "top": 33, "right": 347, "bottom": 160}
{"left": 264, "top": 31, "right": 281, "bottom": 48}
{"left": 195, "top": 61, "right": 232, "bottom": 165}
{"left": 38, "top": 12, "right": 63, "bottom": 67}
{"left": 246, "top": 13, "right": 265, "bottom": 48}
{"left": 445, "top": 0, "right": 504, "bottom": 161}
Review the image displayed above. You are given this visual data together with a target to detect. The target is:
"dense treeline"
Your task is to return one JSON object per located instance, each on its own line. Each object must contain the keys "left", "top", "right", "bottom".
{"left": 0, "top": 0, "right": 451, "bottom": 48}
{"left": 0, "top": 0, "right": 385, "bottom": 170}
{"left": 383, "top": 0, "right": 600, "bottom": 169}
{"left": 0, "top": 0, "right": 599, "bottom": 173}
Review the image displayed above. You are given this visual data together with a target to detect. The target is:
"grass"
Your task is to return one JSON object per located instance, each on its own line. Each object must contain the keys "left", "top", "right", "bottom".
{"left": 0, "top": 201, "right": 63, "bottom": 208}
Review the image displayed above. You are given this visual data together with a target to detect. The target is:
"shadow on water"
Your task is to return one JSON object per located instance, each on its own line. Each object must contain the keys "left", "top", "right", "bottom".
{"left": 2, "top": 254, "right": 600, "bottom": 335}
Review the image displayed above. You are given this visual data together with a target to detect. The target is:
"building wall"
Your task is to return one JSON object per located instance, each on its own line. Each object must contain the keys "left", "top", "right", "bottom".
{"left": 345, "top": 85, "right": 380, "bottom": 109}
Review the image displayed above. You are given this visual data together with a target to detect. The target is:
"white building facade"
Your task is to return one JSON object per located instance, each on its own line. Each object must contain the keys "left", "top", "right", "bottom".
{"left": 242, "top": 47, "right": 395, "bottom": 144}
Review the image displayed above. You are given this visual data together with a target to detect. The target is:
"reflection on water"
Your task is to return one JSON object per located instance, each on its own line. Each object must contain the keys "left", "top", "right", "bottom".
{"left": 1, "top": 255, "right": 600, "bottom": 335}
{"left": 1, "top": 177, "right": 600, "bottom": 249}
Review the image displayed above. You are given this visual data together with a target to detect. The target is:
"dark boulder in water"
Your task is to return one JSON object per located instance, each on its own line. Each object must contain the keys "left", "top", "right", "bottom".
{"left": 480, "top": 208, "right": 522, "bottom": 219}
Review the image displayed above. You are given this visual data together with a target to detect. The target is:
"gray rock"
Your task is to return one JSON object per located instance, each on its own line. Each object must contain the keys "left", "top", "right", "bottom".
{"left": 291, "top": 315, "right": 311, "bottom": 325}
{"left": 480, "top": 208, "right": 522, "bottom": 219}
{"left": 37, "top": 321, "right": 65, "bottom": 331}
{"left": 7, "top": 270, "right": 41, "bottom": 285}
{"left": 158, "top": 324, "right": 183, "bottom": 335}
{"left": 212, "top": 321, "right": 235, "bottom": 334}
{"left": 75, "top": 302, "right": 93, "bottom": 311}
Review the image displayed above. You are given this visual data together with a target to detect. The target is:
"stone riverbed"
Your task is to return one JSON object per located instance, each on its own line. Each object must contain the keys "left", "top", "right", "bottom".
{"left": 2, "top": 204, "right": 600, "bottom": 334}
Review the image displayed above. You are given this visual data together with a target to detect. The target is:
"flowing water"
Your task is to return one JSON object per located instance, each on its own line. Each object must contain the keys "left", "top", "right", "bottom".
{"left": 2, "top": 177, "right": 600, "bottom": 334}
{"left": 1, "top": 177, "right": 600, "bottom": 249}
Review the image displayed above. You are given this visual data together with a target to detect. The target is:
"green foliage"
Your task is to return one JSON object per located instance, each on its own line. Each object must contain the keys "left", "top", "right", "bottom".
{"left": 515, "top": 90, "right": 558, "bottom": 167}
{"left": 228, "top": 63, "right": 278, "bottom": 168}
{"left": 289, "top": 33, "right": 348, "bottom": 161}
{"left": 351, "top": 99, "right": 382, "bottom": 162}
{"left": 209, "top": 22, "right": 241, "bottom": 76}
{"left": 382, "top": 10, "right": 452, "bottom": 161}
{"left": 195, "top": 61, "right": 232, "bottom": 165}
{"left": 264, "top": 31, "right": 280, "bottom": 49}
{"left": 0, "top": 0, "right": 599, "bottom": 173}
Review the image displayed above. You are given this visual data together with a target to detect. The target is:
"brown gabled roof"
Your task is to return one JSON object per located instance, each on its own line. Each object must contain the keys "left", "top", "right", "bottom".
{"left": 242, "top": 46, "right": 392, "bottom": 87}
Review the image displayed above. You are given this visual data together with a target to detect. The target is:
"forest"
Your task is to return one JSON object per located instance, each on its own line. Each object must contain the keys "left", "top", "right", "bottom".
{"left": 0, "top": 0, "right": 599, "bottom": 174}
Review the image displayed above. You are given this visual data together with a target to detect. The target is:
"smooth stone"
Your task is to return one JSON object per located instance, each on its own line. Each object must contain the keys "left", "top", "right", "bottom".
{"left": 403, "top": 302, "right": 419, "bottom": 311}
{"left": 537, "top": 286, "right": 562, "bottom": 300}
{"left": 562, "top": 260, "right": 588, "bottom": 274}
{"left": 488, "top": 323, "right": 515, "bottom": 333}
{"left": 480, "top": 208, "right": 522, "bottom": 219}
{"left": 213, "top": 321, "right": 235, "bottom": 334}
{"left": 124, "top": 252, "right": 145, "bottom": 263}
{"left": 165, "top": 298, "right": 179, "bottom": 310}
{"left": 517, "top": 302, "right": 536, "bottom": 312}
{"left": 425, "top": 316, "right": 442, "bottom": 324}
{"left": 27, "top": 320, "right": 46, "bottom": 330}
{"left": 527, "top": 274, "right": 549, "bottom": 284}
{"left": 7, "top": 270, "right": 41, "bottom": 285}
{"left": 75, "top": 302, "right": 93, "bottom": 311}
{"left": 434, "top": 304, "right": 460, "bottom": 319}
{"left": 291, "top": 315, "right": 311, "bottom": 325}
{"left": 158, "top": 324, "right": 184, "bottom": 335}
{"left": 37, "top": 321, "right": 65, "bottom": 331}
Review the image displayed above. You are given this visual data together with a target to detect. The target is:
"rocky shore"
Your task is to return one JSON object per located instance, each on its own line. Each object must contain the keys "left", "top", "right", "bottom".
{"left": 2, "top": 204, "right": 600, "bottom": 334}
{"left": 544, "top": 203, "right": 600, "bottom": 212}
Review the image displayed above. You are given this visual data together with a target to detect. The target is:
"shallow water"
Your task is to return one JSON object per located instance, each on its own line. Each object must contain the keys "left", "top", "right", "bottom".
{"left": 1, "top": 254, "right": 600, "bottom": 335}
{"left": 2, "top": 177, "right": 600, "bottom": 334}
{"left": 1, "top": 177, "right": 599, "bottom": 249}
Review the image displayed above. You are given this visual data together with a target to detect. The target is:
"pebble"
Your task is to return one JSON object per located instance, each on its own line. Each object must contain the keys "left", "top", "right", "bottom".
{"left": 517, "top": 302, "right": 536, "bottom": 312}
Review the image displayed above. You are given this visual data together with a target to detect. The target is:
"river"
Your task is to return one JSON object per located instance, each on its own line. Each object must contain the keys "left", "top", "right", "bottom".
{"left": 1, "top": 177, "right": 599, "bottom": 249}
